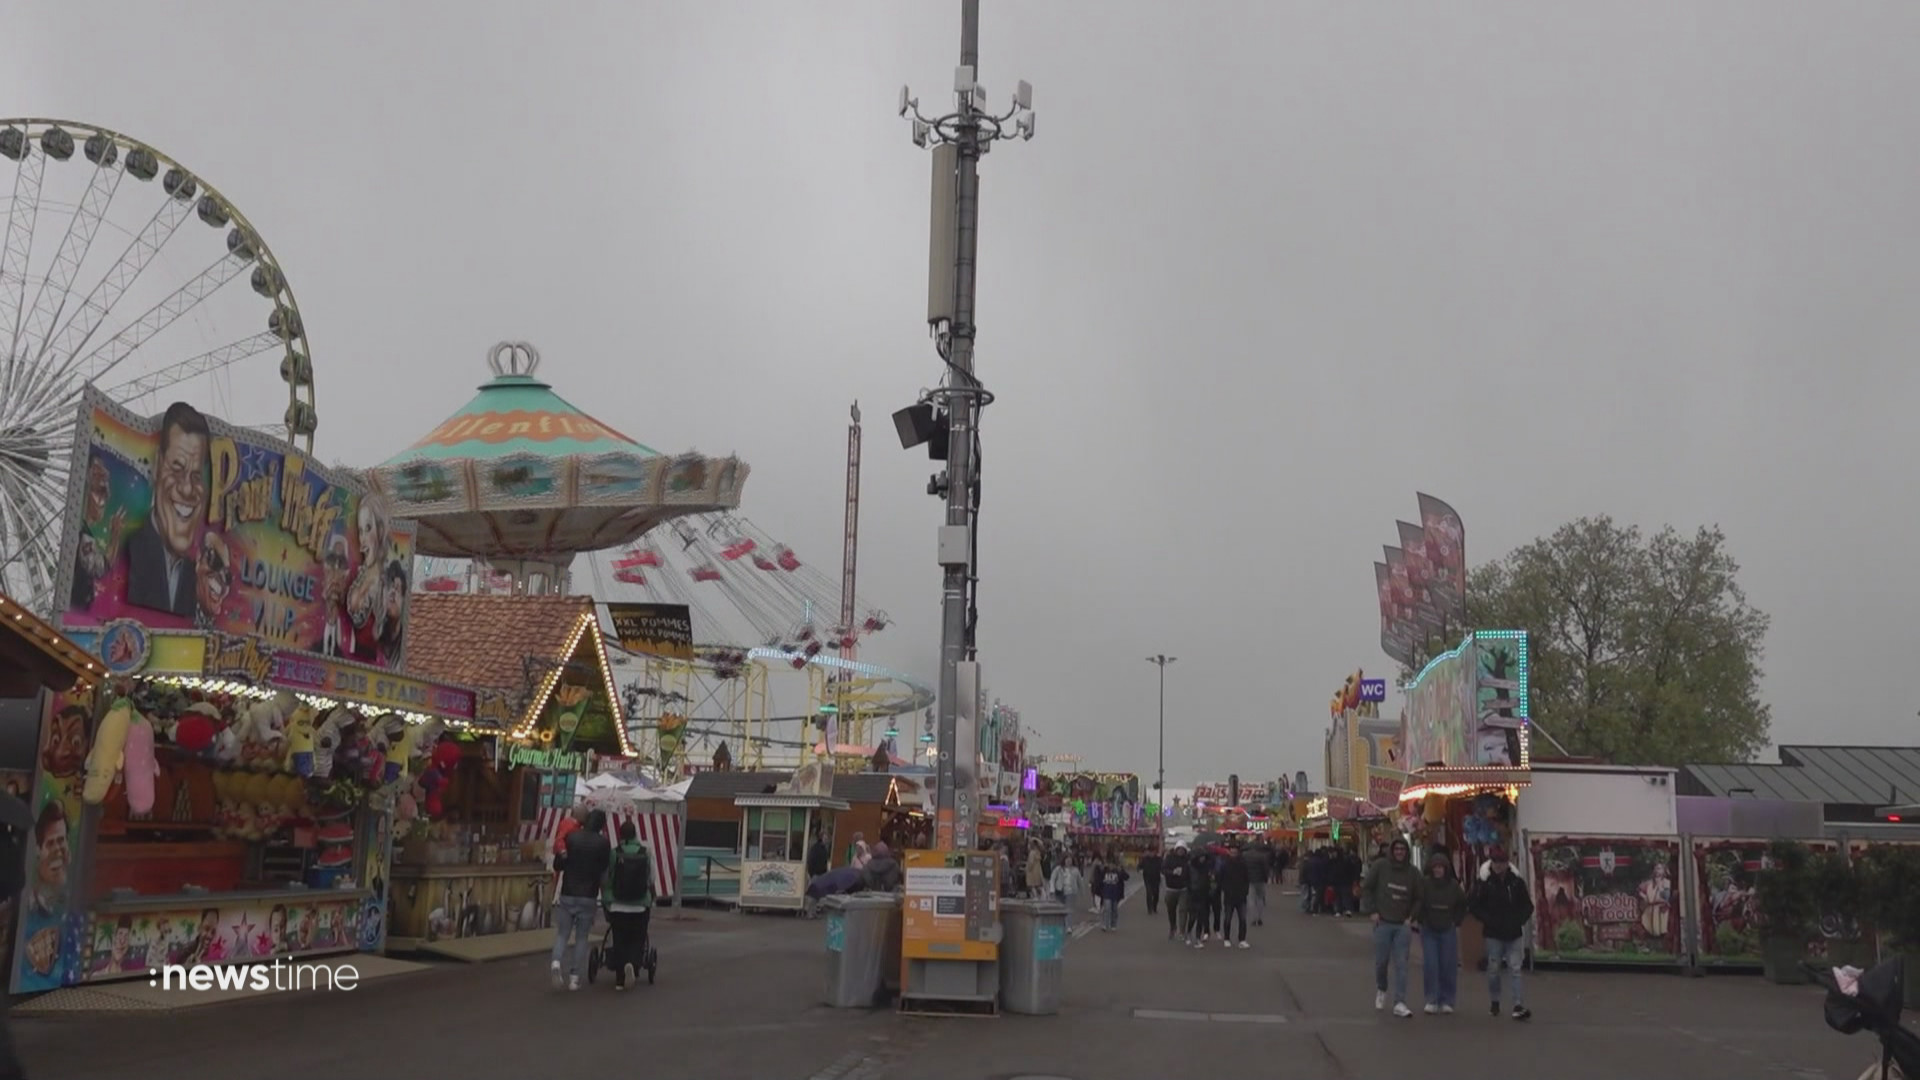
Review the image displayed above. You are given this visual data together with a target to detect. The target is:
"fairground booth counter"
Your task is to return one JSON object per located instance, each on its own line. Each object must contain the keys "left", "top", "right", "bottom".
{"left": 1036, "top": 771, "right": 1155, "bottom": 861}
{"left": 0, "top": 592, "right": 106, "bottom": 992}
{"left": 25, "top": 393, "right": 497, "bottom": 991}
{"left": 394, "top": 594, "right": 640, "bottom": 952}
{"left": 1393, "top": 631, "right": 1533, "bottom": 963}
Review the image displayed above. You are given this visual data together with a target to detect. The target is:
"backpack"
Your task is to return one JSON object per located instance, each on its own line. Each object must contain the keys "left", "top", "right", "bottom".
{"left": 611, "top": 847, "right": 652, "bottom": 903}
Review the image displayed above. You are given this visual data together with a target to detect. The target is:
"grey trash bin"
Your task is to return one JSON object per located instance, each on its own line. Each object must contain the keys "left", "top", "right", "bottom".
{"left": 823, "top": 893, "right": 903, "bottom": 1008}
{"left": 999, "top": 897, "right": 1068, "bottom": 1015}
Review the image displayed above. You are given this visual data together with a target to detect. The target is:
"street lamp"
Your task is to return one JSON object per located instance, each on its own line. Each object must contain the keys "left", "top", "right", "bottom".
{"left": 1146, "top": 655, "right": 1176, "bottom": 850}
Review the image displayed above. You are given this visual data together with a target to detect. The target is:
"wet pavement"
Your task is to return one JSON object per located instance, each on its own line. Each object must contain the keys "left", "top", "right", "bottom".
{"left": 12, "top": 895, "right": 1887, "bottom": 1079}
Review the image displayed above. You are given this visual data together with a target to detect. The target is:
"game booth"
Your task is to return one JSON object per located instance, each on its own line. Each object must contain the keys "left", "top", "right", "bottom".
{"left": 0, "top": 592, "right": 105, "bottom": 989}
{"left": 387, "top": 596, "right": 638, "bottom": 954}
{"left": 1393, "top": 631, "right": 1533, "bottom": 965}
{"left": 17, "top": 394, "right": 499, "bottom": 991}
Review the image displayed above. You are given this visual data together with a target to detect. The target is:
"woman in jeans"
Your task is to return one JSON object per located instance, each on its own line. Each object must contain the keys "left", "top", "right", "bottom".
{"left": 1417, "top": 851, "right": 1469, "bottom": 1014}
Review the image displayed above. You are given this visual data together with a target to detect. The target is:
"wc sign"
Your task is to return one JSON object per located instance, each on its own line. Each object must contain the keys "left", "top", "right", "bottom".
{"left": 1359, "top": 679, "right": 1388, "bottom": 703}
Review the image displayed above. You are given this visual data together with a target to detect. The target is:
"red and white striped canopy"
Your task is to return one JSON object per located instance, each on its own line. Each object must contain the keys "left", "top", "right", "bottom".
{"left": 521, "top": 806, "right": 683, "bottom": 899}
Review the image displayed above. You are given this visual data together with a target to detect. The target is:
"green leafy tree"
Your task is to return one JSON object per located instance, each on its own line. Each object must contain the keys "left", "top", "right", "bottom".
{"left": 1405, "top": 516, "right": 1770, "bottom": 766}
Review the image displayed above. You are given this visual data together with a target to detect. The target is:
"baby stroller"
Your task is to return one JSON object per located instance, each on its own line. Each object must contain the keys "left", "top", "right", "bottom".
{"left": 1806, "top": 957, "right": 1919, "bottom": 1080}
{"left": 586, "top": 922, "right": 658, "bottom": 986}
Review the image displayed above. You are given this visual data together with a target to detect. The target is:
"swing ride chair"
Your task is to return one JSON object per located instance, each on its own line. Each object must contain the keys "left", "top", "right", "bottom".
{"left": 581, "top": 513, "right": 931, "bottom": 769}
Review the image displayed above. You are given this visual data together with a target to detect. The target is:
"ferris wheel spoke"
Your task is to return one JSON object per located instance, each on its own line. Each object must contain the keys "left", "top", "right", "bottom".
{"left": 29, "top": 186, "right": 195, "bottom": 386}
{"left": 103, "top": 328, "right": 284, "bottom": 404}
{"left": 16, "top": 162, "right": 122, "bottom": 374}
{"left": 68, "top": 251, "right": 254, "bottom": 390}
{"left": 0, "top": 145, "right": 46, "bottom": 376}
{"left": 0, "top": 415, "right": 73, "bottom": 483}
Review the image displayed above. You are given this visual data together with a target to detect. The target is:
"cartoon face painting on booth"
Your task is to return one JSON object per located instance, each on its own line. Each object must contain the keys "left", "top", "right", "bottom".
{"left": 56, "top": 391, "right": 415, "bottom": 669}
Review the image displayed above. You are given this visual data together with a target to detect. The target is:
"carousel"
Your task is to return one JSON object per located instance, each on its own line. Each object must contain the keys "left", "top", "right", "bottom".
{"left": 364, "top": 341, "right": 746, "bottom": 949}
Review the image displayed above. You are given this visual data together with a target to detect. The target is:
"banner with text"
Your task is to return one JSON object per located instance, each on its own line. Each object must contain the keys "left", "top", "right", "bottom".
{"left": 57, "top": 391, "right": 415, "bottom": 670}
{"left": 606, "top": 602, "right": 694, "bottom": 661}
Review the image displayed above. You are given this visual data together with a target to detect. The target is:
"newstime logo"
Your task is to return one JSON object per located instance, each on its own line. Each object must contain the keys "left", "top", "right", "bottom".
{"left": 150, "top": 960, "right": 360, "bottom": 992}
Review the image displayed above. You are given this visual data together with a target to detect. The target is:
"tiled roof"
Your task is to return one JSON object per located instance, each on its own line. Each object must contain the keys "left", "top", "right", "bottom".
{"left": 405, "top": 593, "right": 595, "bottom": 694}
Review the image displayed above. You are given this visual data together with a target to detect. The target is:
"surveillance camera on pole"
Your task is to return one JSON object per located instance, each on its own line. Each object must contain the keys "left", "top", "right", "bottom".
{"left": 895, "top": 0, "right": 1036, "bottom": 857}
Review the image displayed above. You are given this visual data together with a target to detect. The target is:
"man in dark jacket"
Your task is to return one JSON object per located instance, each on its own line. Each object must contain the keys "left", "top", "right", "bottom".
{"left": 1300, "top": 848, "right": 1325, "bottom": 914}
{"left": 1217, "top": 845, "right": 1252, "bottom": 947}
{"left": 1331, "top": 847, "right": 1360, "bottom": 916}
{"left": 1138, "top": 850, "right": 1163, "bottom": 915}
{"left": 1161, "top": 846, "right": 1190, "bottom": 940}
{"left": 1184, "top": 848, "right": 1214, "bottom": 947}
{"left": 803, "top": 832, "right": 831, "bottom": 917}
{"left": 551, "top": 809, "right": 611, "bottom": 991}
{"left": 1241, "top": 844, "right": 1270, "bottom": 925}
{"left": 1468, "top": 845, "right": 1534, "bottom": 1020}
{"left": 1359, "top": 838, "right": 1422, "bottom": 1017}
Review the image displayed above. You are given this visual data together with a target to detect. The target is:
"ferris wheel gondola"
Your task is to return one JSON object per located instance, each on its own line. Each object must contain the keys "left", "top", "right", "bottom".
{"left": 0, "top": 119, "right": 317, "bottom": 613}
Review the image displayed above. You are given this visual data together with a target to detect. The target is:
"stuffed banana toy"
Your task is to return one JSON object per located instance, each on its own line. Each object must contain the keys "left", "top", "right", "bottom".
{"left": 83, "top": 697, "right": 135, "bottom": 805}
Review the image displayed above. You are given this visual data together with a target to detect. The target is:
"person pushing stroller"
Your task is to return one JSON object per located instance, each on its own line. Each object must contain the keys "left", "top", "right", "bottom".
{"left": 601, "top": 820, "right": 656, "bottom": 991}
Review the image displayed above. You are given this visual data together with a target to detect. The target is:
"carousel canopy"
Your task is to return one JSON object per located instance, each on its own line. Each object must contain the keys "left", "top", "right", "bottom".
{"left": 365, "top": 341, "right": 749, "bottom": 562}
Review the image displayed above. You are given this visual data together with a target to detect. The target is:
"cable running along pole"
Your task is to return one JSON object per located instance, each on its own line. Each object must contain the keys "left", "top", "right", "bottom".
{"left": 900, "top": 0, "right": 1034, "bottom": 852}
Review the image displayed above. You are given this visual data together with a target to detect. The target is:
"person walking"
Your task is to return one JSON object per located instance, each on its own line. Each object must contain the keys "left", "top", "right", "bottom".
{"left": 1096, "top": 858, "right": 1128, "bottom": 931}
{"left": 1161, "top": 844, "right": 1190, "bottom": 940}
{"left": 1048, "top": 853, "right": 1084, "bottom": 913}
{"left": 1184, "top": 846, "right": 1214, "bottom": 947}
{"left": 1416, "top": 849, "right": 1468, "bottom": 1014}
{"left": 551, "top": 809, "right": 610, "bottom": 991}
{"left": 1359, "top": 838, "right": 1422, "bottom": 1017}
{"left": 861, "top": 842, "right": 903, "bottom": 892}
{"left": 601, "top": 820, "right": 654, "bottom": 991}
{"left": 1207, "top": 846, "right": 1226, "bottom": 937}
{"left": 1024, "top": 844, "right": 1045, "bottom": 900}
{"left": 1138, "top": 849, "right": 1163, "bottom": 915}
{"left": 802, "top": 830, "right": 831, "bottom": 918}
{"left": 1469, "top": 845, "right": 1534, "bottom": 1021}
{"left": 1218, "top": 843, "right": 1252, "bottom": 948}
{"left": 1243, "top": 843, "right": 1270, "bottom": 926}
{"left": 1332, "top": 847, "right": 1360, "bottom": 917}
{"left": 1301, "top": 847, "right": 1325, "bottom": 914}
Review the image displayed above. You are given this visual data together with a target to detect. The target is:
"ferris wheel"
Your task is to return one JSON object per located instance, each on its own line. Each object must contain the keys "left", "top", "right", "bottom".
{"left": 0, "top": 119, "right": 316, "bottom": 614}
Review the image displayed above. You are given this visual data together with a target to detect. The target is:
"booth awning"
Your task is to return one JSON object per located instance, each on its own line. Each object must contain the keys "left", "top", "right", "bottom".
{"left": 0, "top": 591, "right": 100, "bottom": 696}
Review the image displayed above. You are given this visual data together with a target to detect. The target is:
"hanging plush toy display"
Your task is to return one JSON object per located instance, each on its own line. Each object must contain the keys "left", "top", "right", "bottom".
{"left": 1462, "top": 792, "right": 1511, "bottom": 849}
{"left": 122, "top": 713, "right": 160, "bottom": 816}
{"left": 418, "top": 737, "right": 463, "bottom": 819}
{"left": 83, "top": 697, "right": 136, "bottom": 805}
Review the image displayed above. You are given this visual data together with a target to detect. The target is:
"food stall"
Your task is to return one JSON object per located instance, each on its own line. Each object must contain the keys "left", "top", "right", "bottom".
{"left": 24, "top": 393, "right": 496, "bottom": 989}
{"left": 391, "top": 594, "right": 632, "bottom": 952}
{"left": 733, "top": 773, "right": 848, "bottom": 912}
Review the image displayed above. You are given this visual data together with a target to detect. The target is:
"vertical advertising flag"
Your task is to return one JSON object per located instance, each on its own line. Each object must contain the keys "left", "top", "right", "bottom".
{"left": 55, "top": 391, "right": 415, "bottom": 669}
{"left": 1415, "top": 493, "right": 1467, "bottom": 624}
{"left": 1398, "top": 520, "right": 1458, "bottom": 642}
{"left": 1375, "top": 562, "right": 1414, "bottom": 666}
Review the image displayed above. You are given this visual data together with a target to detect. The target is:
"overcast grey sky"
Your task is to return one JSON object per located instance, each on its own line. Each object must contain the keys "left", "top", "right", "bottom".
{"left": 7, "top": 1, "right": 1917, "bottom": 784}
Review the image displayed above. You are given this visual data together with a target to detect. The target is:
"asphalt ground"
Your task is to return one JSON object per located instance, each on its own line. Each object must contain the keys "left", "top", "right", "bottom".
{"left": 10, "top": 893, "right": 1891, "bottom": 1080}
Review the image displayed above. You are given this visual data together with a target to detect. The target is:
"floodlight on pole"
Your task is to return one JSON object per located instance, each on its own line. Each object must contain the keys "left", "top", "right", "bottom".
{"left": 898, "top": 0, "right": 1036, "bottom": 854}
{"left": 1147, "top": 655, "right": 1177, "bottom": 850}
